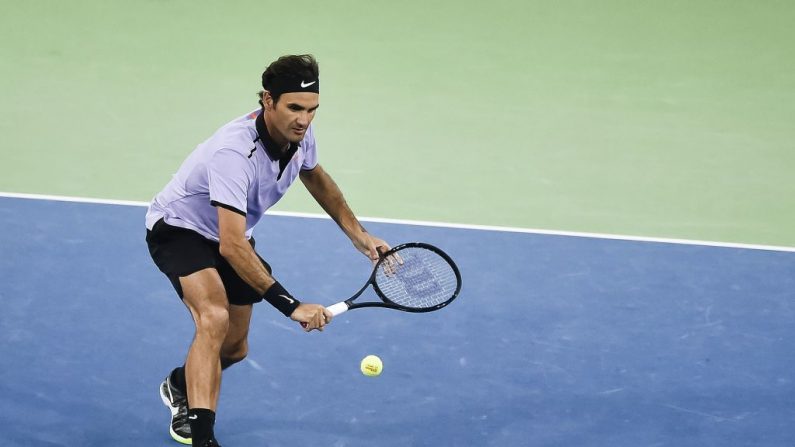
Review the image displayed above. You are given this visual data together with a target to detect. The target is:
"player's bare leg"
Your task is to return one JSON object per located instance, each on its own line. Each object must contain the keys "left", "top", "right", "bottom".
{"left": 179, "top": 268, "right": 229, "bottom": 409}
{"left": 179, "top": 268, "right": 230, "bottom": 446}
{"left": 220, "top": 304, "right": 253, "bottom": 369}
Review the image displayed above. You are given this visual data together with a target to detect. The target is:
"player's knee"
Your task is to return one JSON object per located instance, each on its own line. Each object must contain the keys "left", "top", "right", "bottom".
{"left": 195, "top": 305, "right": 230, "bottom": 340}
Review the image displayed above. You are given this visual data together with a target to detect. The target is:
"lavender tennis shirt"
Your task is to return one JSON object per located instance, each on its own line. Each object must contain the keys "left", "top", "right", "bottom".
{"left": 145, "top": 109, "right": 317, "bottom": 241}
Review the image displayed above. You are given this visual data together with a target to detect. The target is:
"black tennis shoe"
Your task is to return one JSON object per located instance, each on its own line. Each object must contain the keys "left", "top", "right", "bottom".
{"left": 159, "top": 376, "right": 191, "bottom": 445}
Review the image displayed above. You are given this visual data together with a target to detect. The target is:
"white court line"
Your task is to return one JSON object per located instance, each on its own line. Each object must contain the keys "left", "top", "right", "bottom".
{"left": 2, "top": 191, "right": 794, "bottom": 253}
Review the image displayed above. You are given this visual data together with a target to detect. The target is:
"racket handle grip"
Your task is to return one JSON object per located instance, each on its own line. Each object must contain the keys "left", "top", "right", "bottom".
{"left": 327, "top": 302, "right": 349, "bottom": 316}
{"left": 299, "top": 302, "right": 349, "bottom": 328}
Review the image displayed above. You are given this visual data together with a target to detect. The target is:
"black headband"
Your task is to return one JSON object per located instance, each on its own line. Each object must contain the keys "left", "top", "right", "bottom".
{"left": 264, "top": 74, "right": 319, "bottom": 98}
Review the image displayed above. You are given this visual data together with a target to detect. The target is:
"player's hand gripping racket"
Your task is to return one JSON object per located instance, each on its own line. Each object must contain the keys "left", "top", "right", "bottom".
{"left": 304, "top": 243, "right": 462, "bottom": 326}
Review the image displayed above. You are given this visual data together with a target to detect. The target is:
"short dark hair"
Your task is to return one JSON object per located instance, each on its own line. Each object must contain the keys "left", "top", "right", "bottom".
{"left": 258, "top": 54, "right": 319, "bottom": 106}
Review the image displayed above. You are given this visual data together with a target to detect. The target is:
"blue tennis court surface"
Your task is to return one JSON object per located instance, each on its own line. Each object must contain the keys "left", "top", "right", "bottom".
{"left": 1, "top": 196, "right": 794, "bottom": 446}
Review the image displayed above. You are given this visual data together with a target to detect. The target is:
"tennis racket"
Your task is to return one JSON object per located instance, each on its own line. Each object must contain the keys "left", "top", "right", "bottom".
{"left": 303, "top": 242, "right": 462, "bottom": 325}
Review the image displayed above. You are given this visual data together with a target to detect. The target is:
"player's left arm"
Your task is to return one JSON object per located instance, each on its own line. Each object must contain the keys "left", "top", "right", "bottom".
{"left": 300, "top": 164, "right": 389, "bottom": 261}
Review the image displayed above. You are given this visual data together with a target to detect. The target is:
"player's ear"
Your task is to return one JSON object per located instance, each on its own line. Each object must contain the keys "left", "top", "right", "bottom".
{"left": 263, "top": 91, "right": 274, "bottom": 110}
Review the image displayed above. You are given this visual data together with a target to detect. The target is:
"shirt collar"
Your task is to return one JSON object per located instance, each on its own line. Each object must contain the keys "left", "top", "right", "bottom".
{"left": 255, "top": 110, "right": 299, "bottom": 179}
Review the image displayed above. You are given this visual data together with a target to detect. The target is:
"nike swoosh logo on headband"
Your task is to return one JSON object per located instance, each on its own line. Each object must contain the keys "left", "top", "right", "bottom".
{"left": 301, "top": 80, "right": 316, "bottom": 88}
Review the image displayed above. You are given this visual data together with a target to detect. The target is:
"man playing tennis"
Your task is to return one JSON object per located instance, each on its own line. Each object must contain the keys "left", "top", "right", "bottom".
{"left": 145, "top": 54, "right": 388, "bottom": 447}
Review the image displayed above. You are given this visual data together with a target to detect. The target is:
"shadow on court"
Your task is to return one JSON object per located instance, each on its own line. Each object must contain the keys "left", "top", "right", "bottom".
{"left": 1, "top": 197, "right": 794, "bottom": 446}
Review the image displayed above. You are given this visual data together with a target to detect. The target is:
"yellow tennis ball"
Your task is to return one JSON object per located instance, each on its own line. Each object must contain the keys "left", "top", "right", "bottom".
{"left": 360, "top": 355, "right": 383, "bottom": 377}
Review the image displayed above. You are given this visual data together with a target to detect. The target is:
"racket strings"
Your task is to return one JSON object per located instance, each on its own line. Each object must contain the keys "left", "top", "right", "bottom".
{"left": 375, "top": 247, "right": 458, "bottom": 309}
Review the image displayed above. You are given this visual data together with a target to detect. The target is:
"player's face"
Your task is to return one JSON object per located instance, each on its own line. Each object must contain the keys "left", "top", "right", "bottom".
{"left": 264, "top": 91, "right": 319, "bottom": 145}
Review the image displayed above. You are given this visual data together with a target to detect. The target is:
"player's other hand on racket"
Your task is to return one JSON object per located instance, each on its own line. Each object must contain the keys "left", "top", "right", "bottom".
{"left": 351, "top": 232, "right": 402, "bottom": 275}
{"left": 291, "top": 303, "right": 333, "bottom": 332}
{"left": 351, "top": 231, "right": 390, "bottom": 264}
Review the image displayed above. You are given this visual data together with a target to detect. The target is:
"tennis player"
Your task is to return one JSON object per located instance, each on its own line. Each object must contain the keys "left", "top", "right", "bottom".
{"left": 145, "top": 54, "right": 388, "bottom": 447}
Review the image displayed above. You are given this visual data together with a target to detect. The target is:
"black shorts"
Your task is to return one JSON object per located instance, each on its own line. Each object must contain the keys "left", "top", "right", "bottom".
{"left": 145, "top": 219, "right": 272, "bottom": 305}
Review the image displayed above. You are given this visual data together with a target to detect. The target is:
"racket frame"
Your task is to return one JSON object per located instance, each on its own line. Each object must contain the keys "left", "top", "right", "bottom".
{"left": 332, "top": 242, "right": 462, "bottom": 315}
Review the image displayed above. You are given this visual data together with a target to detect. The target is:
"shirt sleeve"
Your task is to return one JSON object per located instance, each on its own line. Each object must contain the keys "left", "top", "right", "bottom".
{"left": 208, "top": 148, "right": 254, "bottom": 216}
{"left": 301, "top": 125, "right": 318, "bottom": 171}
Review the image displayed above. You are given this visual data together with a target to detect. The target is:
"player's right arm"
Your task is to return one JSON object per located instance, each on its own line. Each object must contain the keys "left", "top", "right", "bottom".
{"left": 216, "top": 207, "right": 330, "bottom": 330}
